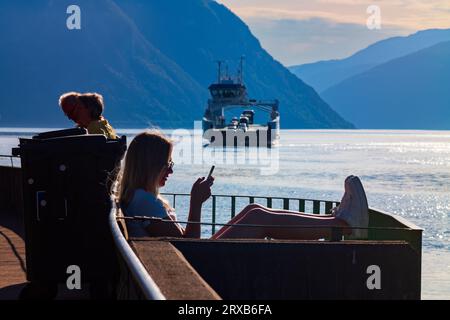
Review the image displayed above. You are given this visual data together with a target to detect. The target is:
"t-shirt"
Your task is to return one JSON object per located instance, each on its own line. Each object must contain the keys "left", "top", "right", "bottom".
{"left": 87, "top": 118, "right": 118, "bottom": 139}
{"left": 122, "top": 189, "right": 169, "bottom": 237}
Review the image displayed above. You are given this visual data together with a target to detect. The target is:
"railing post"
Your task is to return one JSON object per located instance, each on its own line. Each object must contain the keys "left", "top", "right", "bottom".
{"left": 212, "top": 196, "right": 216, "bottom": 235}
{"left": 249, "top": 197, "right": 255, "bottom": 204}
{"left": 267, "top": 197, "right": 272, "bottom": 208}
{"left": 313, "top": 201, "right": 321, "bottom": 214}
{"left": 325, "top": 202, "right": 333, "bottom": 215}
{"left": 299, "top": 199, "right": 305, "bottom": 213}
{"left": 173, "top": 194, "right": 176, "bottom": 209}
{"left": 231, "top": 196, "right": 236, "bottom": 219}
{"left": 283, "top": 198, "right": 289, "bottom": 210}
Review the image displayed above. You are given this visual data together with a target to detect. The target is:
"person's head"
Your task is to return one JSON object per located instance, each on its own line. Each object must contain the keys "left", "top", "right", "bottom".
{"left": 59, "top": 92, "right": 105, "bottom": 128}
{"left": 59, "top": 92, "right": 81, "bottom": 123}
{"left": 118, "top": 131, "right": 174, "bottom": 207}
{"left": 78, "top": 93, "right": 104, "bottom": 121}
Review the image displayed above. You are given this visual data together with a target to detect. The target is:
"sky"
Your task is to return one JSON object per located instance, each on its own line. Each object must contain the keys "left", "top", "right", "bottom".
{"left": 217, "top": 0, "right": 450, "bottom": 66}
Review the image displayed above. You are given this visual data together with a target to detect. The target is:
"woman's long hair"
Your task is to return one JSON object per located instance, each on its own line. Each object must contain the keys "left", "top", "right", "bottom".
{"left": 117, "top": 131, "right": 173, "bottom": 210}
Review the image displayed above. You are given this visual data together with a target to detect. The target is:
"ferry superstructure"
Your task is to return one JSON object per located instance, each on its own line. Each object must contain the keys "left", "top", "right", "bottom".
{"left": 202, "top": 59, "right": 280, "bottom": 147}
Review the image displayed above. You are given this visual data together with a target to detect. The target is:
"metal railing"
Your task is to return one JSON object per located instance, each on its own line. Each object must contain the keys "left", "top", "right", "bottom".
{"left": 0, "top": 155, "right": 19, "bottom": 168}
{"left": 109, "top": 200, "right": 166, "bottom": 300}
{"left": 162, "top": 193, "right": 340, "bottom": 235}
{"left": 111, "top": 192, "right": 422, "bottom": 299}
{"left": 111, "top": 193, "right": 340, "bottom": 299}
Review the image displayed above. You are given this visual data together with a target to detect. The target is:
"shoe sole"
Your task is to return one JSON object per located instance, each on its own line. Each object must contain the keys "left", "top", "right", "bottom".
{"left": 331, "top": 175, "right": 355, "bottom": 215}
{"left": 350, "top": 176, "right": 369, "bottom": 239}
{"left": 351, "top": 176, "right": 368, "bottom": 212}
{"left": 344, "top": 175, "right": 354, "bottom": 194}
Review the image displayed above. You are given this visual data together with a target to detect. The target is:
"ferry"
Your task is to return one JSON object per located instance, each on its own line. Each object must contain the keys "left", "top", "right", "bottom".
{"left": 202, "top": 58, "right": 280, "bottom": 148}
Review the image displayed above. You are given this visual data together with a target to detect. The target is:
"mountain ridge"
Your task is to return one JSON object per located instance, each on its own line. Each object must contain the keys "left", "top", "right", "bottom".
{"left": 289, "top": 28, "right": 450, "bottom": 93}
{"left": 321, "top": 40, "right": 450, "bottom": 129}
{"left": 0, "top": 0, "right": 353, "bottom": 129}
{"left": 116, "top": 0, "right": 354, "bottom": 129}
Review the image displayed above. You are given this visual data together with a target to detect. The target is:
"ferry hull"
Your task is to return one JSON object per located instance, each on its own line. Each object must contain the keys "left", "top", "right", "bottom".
{"left": 202, "top": 118, "right": 280, "bottom": 148}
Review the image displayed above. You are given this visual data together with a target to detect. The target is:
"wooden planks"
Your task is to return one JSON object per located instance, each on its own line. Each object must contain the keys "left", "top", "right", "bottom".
{"left": 0, "top": 214, "right": 27, "bottom": 299}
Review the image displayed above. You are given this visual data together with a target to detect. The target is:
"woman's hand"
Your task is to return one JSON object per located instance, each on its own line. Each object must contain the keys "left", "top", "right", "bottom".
{"left": 185, "top": 176, "right": 214, "bottom": 238}
{"left": 190, "top": 176, "right": 214, "bottom": 206}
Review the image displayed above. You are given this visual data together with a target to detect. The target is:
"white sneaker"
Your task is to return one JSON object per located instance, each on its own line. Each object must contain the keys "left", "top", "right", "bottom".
{"left": 331, "top": 175, "right": 353, "bottom": 215}
{"left": 333, "top": 176, "right": 369, "bottom": 239}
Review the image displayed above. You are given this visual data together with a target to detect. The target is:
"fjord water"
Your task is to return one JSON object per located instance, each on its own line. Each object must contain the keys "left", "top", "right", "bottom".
{"left": 1, "top": 129, "right": 449, "bottom": 299}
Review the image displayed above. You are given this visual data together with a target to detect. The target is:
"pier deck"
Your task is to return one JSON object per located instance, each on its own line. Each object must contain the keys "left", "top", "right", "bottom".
{"left": 0, "top": 210, "right": 92, "bottom": 300}
{"left": 0, "top": 210, "right": 27, "bottom": 300}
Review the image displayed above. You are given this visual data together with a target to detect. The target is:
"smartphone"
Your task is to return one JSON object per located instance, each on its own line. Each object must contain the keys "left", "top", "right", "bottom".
{"left": 207, "top": 165, "right": 215, "bottom": 180}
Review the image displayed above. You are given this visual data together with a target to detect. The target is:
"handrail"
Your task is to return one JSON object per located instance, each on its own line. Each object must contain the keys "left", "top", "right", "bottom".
{"left": 163, "top": 192, "right": 335, "bottom": 204}
{"left": 160, "top": 193, "right": 422, "bottom": 246}
{"left": 108, "top": 201, "right": 166, "bottom": 300}
{"left": 0, "top": 155, "right": 19, "bottom": 168}
{"left": 162, "top": 192, "right": 340, "bottom": 236}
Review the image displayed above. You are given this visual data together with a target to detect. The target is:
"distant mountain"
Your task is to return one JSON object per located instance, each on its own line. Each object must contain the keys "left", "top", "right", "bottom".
{"left": 289, "top": 29, "right": 450, "bottom": 93}
{"left": 0, "top": 0, "right": 206, "bottom": 128}
{"left": 321, "top": 41, "right": 450, "bottom": 129}
{"left": 0, "top": 0, "right": 352, "bottom": 129}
